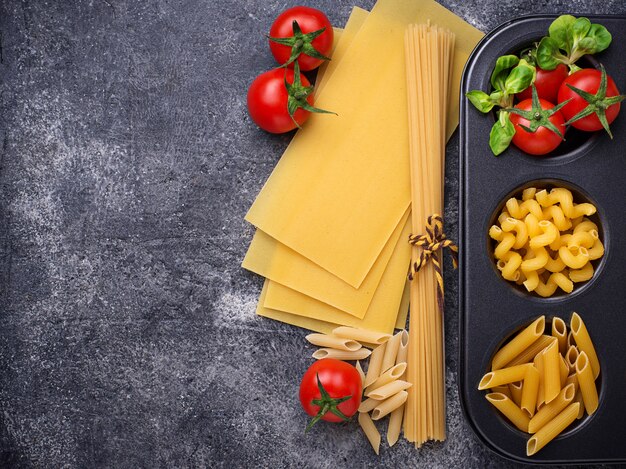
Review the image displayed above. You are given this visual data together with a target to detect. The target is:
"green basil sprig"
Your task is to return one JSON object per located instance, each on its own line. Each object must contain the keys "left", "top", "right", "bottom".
{"left": 536, "top": 15, "right": 612, "bottom": 72}
{"left": 466, "top": 56, "right": 535, "bottom": 155}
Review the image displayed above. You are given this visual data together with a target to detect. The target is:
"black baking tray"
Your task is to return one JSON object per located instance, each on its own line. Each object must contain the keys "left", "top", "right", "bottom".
{"left": 458, "top": 15, "right": 626, "bottom": 465}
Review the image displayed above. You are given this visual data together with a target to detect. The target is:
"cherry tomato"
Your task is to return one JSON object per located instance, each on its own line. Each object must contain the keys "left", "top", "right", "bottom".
{"left": 269, "top": 6, "right": 333, "bottom": 71}
{"left": 247, "top": 68, "right": 312, "bottom": 134}
{"left": 510, "top": 98, "right": 566, "bottom": 155}
{"left": 516, "top": 63, "right": 569, "bottom": 103}
{"left": 299, "top": 358, "right": 362, "bottom": 430}
{"left": 557, "top": 68, "right": 622, "bottom": 132}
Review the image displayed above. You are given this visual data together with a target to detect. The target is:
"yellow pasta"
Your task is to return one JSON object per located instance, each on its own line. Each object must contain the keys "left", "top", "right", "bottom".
{"left": 366, "top": 380, "right": 412, "bottom": 400}
{"left": 521, "top": 365, "right": 540, "bottom": 418}
{"left": 356, "top": 361, "right": 366, "bottom": 387}
{"left": 479, "top": 364, "right": 533, "bottom": 390}
{"left": 358, "top": 412, "right": 381, "bottom": 455}
{"left": 534, "top": 351, "right": 545, "bottom": 410}
{"left": 551, "top": 317, "right": 567, "bottom": 355}
{"left": 312, "top": 348, "right": 372, "bottom": 360}
{"left": 559, "top": 355, "right": 569, "bottom": 387}
{"left": 372, "top": 390, "right": 408, "bottom": 420}
{"left": 381, "top": 331, "right": 403, "bottom": 373}
{"left": 359, "top": 397, "right": 382, "bottom": 413}
{"left": 485, "top": 393, "right": 530, "bottom": 432}
{"left": 491, "top": 316, "right": 545, "bottom": 371}
{"left": 395, "top": 330, "right": 409, "bottom": 366}
{"left": 570, "top": 312, "right": 600, "bottom": 378}
{"left": 366, "top": 363, "right": 407, "bottom": 392}
{"left": 387, "top": 404, "right": 405, "bottom": 446}
{"left": 332, "top": 326, "right": 392, "bottom": 346}
{"left": 543, "top": 340, "right": 561, "bottom": 404}
{"left": 527, "top": 403, "right": 580, "bottom": 456}
{"left": 508, "top": 381, "right": 523, "bottom": 407}
{"left": 528, "top": 383, "right": 576, "bottom": 433}
{"left": 565, "top": 346, "right": 579, "bottom": 374}
{"left": 305, "top": 333, "right": 362, "bottom": 351}
{"left": 507, "top": 335, "right": 555, "bottom": 367}
{"left": 491, "top": 385, "right": 512, "bottom": 400}
{"left": 575, "top": 352, "right": 599, "bottom": 415}
{"left": 490, "top": 187, "right": 603, "bottom": 297}
{"left": 364, "top": 343, "right": 387, "bottom": 387}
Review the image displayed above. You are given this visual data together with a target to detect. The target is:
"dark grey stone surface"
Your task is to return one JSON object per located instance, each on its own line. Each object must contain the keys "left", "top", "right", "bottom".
{"left": 0, "top": 0, "right": 623, "bottom": 467}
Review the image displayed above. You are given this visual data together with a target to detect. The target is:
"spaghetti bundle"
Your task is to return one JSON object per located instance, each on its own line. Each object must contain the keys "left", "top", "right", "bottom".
{"left": 403, "top": 23, "right": 455, "bottom": 446}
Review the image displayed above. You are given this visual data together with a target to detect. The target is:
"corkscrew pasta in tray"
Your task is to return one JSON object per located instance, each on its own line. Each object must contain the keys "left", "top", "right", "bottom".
{"left": 459, "top": 15, "right": 626, "bottom": 464}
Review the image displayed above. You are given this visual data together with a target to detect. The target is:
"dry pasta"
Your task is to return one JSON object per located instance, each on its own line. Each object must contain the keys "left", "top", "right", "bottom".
{"left": 482, "top": 314, "right": 600, "bottom": 456}
{"left": 366, "top": 363, "right": 407, "bottom": 392}
{"left": 332, "top": 326, "right": 392, "bottom": 346}
{"left": 372, "top": 390, "right": 409, "bottom": 420}
{"left": 381, "top": 332, "right": 403, "bottom": 373}
{"left": 364, "top": 343, "right": 387, "bottom": 387}
{"left": 312, "top": 348, "right": 372, "bottom": 361}
{"left": 367, "top": 380, "right": 412, "bottom": 400}
{"left": 387, "top": 404, "right": 405, "bottom": 446}
{"left": 359, "top": 398, "right": 382, "bottom": 413}
{"left": 570, "top": 312, "right": 600, "bottom": 378}
{"left": 489, "top": 187, "right": 603, "bottom": 297}
{"left": 356, "top": 361, "right": 366, "bottom": 387}
{"left": 305, "top": 333, "right": 362, "bottom": 352}
{"left": 527, "top": 403, "right": 580, "bottom": 456}
{"left": 396, "top": 330, "right": 409, "bottom": 366}
{"left": 491, "top": 316, "right": 545, "bottom": 370}
{"left": 358, "top": 412, "right": 381, "bottom": 455}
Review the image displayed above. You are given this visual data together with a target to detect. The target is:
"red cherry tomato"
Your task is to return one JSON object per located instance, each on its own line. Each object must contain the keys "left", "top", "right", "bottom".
{"left": 516, "top": 63, "right": 569, "bottom": 103}
{"left": 510, "top": 98, "right": 566, "bottom": 155}
{"left": 269, "top": 6, "right": 333, "bottom": 71}
{"left": 299, "top": 358, "right": 362, "bottom": 428}
{"left": 247, "top": 68, "right": 312, "bottom": 134}
{"left": 557, "top": 68, "right": 622, "bottom": 132}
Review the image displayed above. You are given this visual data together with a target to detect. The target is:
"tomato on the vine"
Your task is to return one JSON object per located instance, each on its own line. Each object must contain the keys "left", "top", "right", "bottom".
{"left": 558, "top": 67, "right": 624, "bottom": 135}
{"left": 510, "top": 97, "right": 566, "bottom": 155}
{"left": 269, "top": 6, "right": 333, "bottom": 71}
{"left": 516, "top": 63, "right": 568, "bottom": 103}
{"left": 299, "top": 358, "right": 362, "bottom": 431}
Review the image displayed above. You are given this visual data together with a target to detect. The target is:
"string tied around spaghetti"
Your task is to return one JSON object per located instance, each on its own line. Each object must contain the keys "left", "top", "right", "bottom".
{"left": 407, "top": 214, "right": 459, "bottom": 305}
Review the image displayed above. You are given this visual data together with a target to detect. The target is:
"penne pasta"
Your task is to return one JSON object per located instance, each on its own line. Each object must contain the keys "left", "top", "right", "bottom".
{"left": 491, "top": 385, "right": 512, "bottom": 400}
{"left": 364, "top": 343, "right": 387, "bottom": 387}
{"left": 575, "top": 352, "right": 599, "bottom": 415}
{"left": 543, "top": 341, "right": 561, "bottom": 404}
{"left": 359, "top": 398, "right": 382, "bottom": 413}
{"left": 356, "top": 361, "right": 366, "bottom": 387}
{"left": 312, "top": 348, "right": 371, "bottom": 361}
{"left": 332, "top": 326, "right": 392, "bottom": 346}
{"left": 366, "top": 363, "right": 407, "bottom": 392}
{"left": 485, "top": 393, "right": 530, "bottom": 432}
{"left": 305, "top": 333, "right": 362, "bottom": 352}
{"left": 527, "top": 403, "right": 580, "bottom": 456}
{"left": 491, "top": 317, "right": 545, "bottom": 371}
{"left": 507, "top": 335, "right": 555, "bottom": 367}
{"left": 479, "top": 364, "right": 533, "bottom": 390}
{"left": 521, "top": 365, "right": 540, "bottom": 418}
{"left": 387, "top": 403, "right": 405, "bottom": 446}
{"left": 559, "top": 355, "right": 569, "bottom": 387}
{"left": 395, "top": 330, "right": 409, "bottom": 366}
{"left": 358, "top": 412, "right": 381, "bottom": 455}
{"left": 570, "top": 313, "right": 600, "bottom": 379}
{"left": 534, "top": 352, "right": 545, "bottom": 410}
{"left": 551, "top": 317, "right": 567, "bottom": 355}
{"left": 366, "top": 380, "right": 412, "bottom": 400}
{"left": 508, "top": 381, "right": 523, "bottom": 408}
{"left": 371, "top": 390, "right": 408, "bottom": 420}
{"left": 528, "top": 383, "right": 576, "bottom": 433}
{"left": 381, "top": 331, "right": 403, "bottom": 373}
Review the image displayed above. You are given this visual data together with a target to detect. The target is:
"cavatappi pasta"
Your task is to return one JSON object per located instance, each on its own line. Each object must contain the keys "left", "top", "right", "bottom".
{"left": 479, "top": 313, "right": 600, "bottom": 456}
{"left": 489, "top": 187, "right": 604, "bottom": 297}
{"left": 304, "top": 329, "right": 409, "bottom": 454}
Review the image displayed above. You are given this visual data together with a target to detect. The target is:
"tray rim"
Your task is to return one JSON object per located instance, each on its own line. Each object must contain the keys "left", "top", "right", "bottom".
{"left": 457, "top": 12, "right": 626, "bottom": 466}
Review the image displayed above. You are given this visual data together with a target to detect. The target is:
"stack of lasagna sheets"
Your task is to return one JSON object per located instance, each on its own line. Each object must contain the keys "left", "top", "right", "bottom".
{"left": 242, "top": 0, "right": 482, "bottom": 334}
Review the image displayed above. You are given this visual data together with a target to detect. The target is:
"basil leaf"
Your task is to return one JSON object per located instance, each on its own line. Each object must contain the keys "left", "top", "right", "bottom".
{"left": 490, "top": 55, "right": 519, "bottom": 91}
{"left": 504, "top": 59, "right": 536, "bottom": 95}
{"left": 548, "top": 14, "right": 576, "bottom": 53}
{"left": 466, "top": 90, "right": 495, "bottom": 113}
{"left": 586, "top": 23, "right": 612, "bottom": 53}
{"left": 489, "top": 111, "right": 515, "bottom": 156}
{"left": 536, "top": 37, "right": 562, "bottom": 70}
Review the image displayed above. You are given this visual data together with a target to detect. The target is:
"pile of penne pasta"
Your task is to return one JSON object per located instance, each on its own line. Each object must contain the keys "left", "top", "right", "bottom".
{"left": 478, "top": 313, "right": 599, "bottom": 456}
{"left": 306, "top": 326, "right": 410, "bottom": 454}
{"left": 490, "top": 187, "right": 604, "bottom": 297}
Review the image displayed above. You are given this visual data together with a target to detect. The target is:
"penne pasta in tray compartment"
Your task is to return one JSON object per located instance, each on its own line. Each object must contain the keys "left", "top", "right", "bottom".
{"left": 459, "top": 13, "right": 626, "bottom": 465}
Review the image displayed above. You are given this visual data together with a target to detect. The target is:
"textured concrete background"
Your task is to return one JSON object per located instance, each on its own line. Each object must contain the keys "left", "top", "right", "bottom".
{"left": 0, "top": 0, "right": 623, "bottom": 467}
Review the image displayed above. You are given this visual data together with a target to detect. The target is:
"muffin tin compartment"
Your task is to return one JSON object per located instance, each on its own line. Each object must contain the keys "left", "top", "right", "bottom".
{"left": 459, "top": 15, "right": 626, "bottom": 464}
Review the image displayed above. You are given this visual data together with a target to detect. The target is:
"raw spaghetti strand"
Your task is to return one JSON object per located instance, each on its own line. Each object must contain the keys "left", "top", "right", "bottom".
{"left": 404, "top": 23, "right": 455, "bottom": 447}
